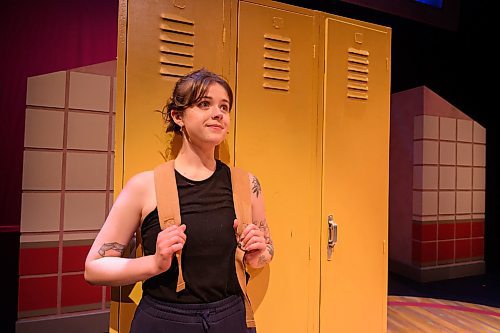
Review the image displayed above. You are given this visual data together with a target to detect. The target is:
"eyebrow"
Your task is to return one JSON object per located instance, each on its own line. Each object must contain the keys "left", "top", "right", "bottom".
{"left": 200, "top": 96, "right": 230, "bottom": 104}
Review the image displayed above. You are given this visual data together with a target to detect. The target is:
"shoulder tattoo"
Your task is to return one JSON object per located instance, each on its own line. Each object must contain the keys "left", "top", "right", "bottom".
{"left": 251, "top": 175, "right": 262, "bottom": 198}
{"left": 98, "top": 242, "right": 126, "bottom": 257}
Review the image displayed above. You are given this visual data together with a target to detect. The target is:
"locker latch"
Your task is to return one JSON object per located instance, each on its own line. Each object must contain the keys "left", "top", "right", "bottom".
{"left": 327, "top": 215, "right": 338, "bottom": 260}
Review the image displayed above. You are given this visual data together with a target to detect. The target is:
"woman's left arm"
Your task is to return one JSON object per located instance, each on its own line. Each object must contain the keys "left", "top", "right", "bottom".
{"left": 239, "top": 173, "right": 274, "bottom": 269}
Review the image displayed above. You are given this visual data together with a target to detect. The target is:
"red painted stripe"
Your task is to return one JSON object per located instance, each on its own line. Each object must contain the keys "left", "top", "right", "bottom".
{"left": 19, "top": 247, "right": 59, "bottom": 275}
{"left": 388, "top": 301, "right": 500, "bottom": 317}
{"left": 18, "top": 276, "right": 57, "bottom": 311}
{"left": 62, "top": 245, "right": 91, "bottom": 272}
{"left": 61, "top": 274, "right": 101, "bottom": 307}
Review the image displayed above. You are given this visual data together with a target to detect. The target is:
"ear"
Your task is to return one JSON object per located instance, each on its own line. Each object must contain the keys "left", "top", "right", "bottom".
{"left": 171, "top": 109, "right": 184, "bottom": 128}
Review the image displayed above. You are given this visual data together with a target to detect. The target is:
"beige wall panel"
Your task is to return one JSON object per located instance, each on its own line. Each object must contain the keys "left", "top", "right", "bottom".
{"left": 321, "top": 17, "right": 390, "bottom": 333}
{"left": 67, "top": 112, "right": 110, "bottom": 151}
{"left": 457, "top": 119, "right": 472, "bottom": 142}
{"left": 456, "top": 191, "right": 472, "bottom": 214}
{"left": 24, "top": 108, "right": 65, "bottom": 149}
{"left": 235, "top": 2, "right": 317, "bottom": 332}
{"left": 473, "top": 144, "right": 486, "bottom": 167}
{"left": 63, "top": 192, "right": 107, "bottom": 231}
{"left": 124, "top": 0, "right": 226, "bottom": 179}
{"left": 439, "top": 166, "right": 455, "bottom": 190}
{"left": 439, "top": 117, "right": 456, "bottom": 141}
{"left": 62, "top": 232, "right": 99, "bottom": 241}
{"left": 439, "top": 141, "right": 456, "bottom": 165}
{"left": 26, "top": 71, "right": 66, "bottom": 108}
{"left": 439, "top": 191, "right": 455, "bottom": 215}
{"left": 20, "top": 193, "right": 61, "bottom": 233}
{"left": 456, "top": 166, "right": 472, "bottom": 190}
{"left": 457, "top": 142, "right": 473, "bottom": 166}
{"left": 20, "top": 233, "right": 59, "bottom": 243}
{"left": 413, "top": 165, "right": 438, "bottom": 190}
{"left": 473, "top": 121, "right": 486, "bottom": 143}
{"left": 473, "top": 167, "right": 485, "bottom": 190}
{"left": 414, "top": 115, "right": 438, "bottom": 140}
{"left": 65, "top": 152, "right": 108, "bottom": 190}
{"left": 22, "top": 151, "right": 63, "bottom": 190}
{"left": 414, "top": 140, "right": 438, "bottom": 165}
{"left": 472, "top": 191, "right": 485, "bottom": 214}
{"left": 69, "top": 72, "right": 111, "bottom": 112}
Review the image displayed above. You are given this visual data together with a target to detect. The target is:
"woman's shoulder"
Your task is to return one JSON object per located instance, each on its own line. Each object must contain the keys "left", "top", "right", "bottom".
{"left": 123, "top": 170, "right": 155, "bottom": 195}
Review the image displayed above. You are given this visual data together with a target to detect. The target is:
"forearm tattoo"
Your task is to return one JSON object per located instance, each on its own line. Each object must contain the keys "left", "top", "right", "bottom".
{"left": 98, "top": 242, "right": 126, "bottom": 257}
{"left": 251, "top": 176, "right": 262, "bottom": 198}
{"left": 256, "top": 219, "right": 274, "bottom": 258}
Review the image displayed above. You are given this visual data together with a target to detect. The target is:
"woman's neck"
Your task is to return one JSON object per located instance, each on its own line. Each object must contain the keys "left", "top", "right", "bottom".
{"left": 174, "top": 140, "right": 217, "bottom": 180}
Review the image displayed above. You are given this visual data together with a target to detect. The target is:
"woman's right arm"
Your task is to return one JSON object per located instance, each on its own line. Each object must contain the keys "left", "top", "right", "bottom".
{"left": 84, "top": 172, "right": 186, "bottom": 286}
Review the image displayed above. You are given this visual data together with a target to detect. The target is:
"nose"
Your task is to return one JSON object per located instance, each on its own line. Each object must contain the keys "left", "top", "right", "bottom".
{"left": 211, "top": 105, "right": 223, "bottom": 119}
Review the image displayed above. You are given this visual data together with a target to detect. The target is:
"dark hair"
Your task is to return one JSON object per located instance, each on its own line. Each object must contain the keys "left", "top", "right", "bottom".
{"left": 162, "top": 69, "right": 233, "bottom": 134}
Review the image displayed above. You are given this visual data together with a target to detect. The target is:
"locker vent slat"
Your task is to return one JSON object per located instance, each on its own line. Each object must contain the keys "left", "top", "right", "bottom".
{"left": 159, "top": 15, "right": 195, "bottom": 79}
{"left": 347, "top": 47, "right": 369, "bottom": 101}
{"left": 263, "top": 34, "right": 291, "bottom": 92}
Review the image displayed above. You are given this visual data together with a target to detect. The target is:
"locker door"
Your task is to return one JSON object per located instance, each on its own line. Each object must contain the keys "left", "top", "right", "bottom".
{"left": 235, "top": 2, "right": 319, "bottom": 332}
{"left": 123, "top": 0, "right": 228, "bottom": 180}
{"left": 320, "top": 18, "right": 391, "bottom": 333}
{"left": 114, "top": 1, "right": 228, "bottom": 332}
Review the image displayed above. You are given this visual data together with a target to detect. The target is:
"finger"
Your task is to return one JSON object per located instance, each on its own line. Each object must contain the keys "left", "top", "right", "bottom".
{"left": 242, "top": 235, "right": 265, "bottom": 249}
{"left": 243, "top": 242, "right": 266, "bottom": 252}
{"left": 241, "top": 228, "right": 263, "bottom": 246}
{"left": 233, "top": 219, "right": 238, "bottom": 232}
{"left": 240, "top": 223, "right": 258, "bottom": 241}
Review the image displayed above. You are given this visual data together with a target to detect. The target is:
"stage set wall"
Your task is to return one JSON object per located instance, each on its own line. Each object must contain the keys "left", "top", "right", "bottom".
{"left": 2, "top": 1, "right": 498, "bottom": 333}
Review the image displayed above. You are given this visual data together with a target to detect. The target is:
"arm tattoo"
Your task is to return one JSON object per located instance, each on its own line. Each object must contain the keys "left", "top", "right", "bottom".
{"left": 258, "top": 254, "right": 268, "bottom": 266}
{"left": 251, "top": 176, "right": 262, "bottom": 198}
{"left": 256, "top": 219, "right": 274, "bottom": 258}
{"left": 98, "top": 242, "right": 126, "bottom": 257}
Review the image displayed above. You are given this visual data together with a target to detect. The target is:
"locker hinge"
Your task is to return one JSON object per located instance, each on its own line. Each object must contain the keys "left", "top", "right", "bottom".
{"left": 309, "top": 245, "right": 312, "bottom": 260}
{"left": 223, "top": 27, "right": 226, "bottom": 45}
{"left": 386, "top": 57, "right": 389, "bottom": 71}
{"left": 313, "top": 44, "right": 316, "bottom": 58}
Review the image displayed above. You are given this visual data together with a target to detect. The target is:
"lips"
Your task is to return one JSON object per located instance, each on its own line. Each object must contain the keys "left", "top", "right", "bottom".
{"left": 206, "top": 123, "right": 224, "bottom": 130}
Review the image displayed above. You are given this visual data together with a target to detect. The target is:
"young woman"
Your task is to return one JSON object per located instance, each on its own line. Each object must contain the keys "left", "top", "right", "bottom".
{"left": 85, "top": 69, "right": 274, "bottom": 333}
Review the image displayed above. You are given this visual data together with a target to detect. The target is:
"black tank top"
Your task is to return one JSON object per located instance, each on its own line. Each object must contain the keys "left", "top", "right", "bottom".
{"left": 141, "top": 160, "right": 241, "bottom": 303}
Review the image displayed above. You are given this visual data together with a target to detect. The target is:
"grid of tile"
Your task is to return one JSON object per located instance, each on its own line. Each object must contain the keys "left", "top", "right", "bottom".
{"left": 19, "top": 67, "right": 116, "bottom": 319}
{"left": 412, "top": 115, "right": 485, "bottom": 267}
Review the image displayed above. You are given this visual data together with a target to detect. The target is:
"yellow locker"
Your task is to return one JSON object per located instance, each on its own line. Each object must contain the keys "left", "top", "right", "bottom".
{"left": 319, "top": 16, "right": 391, "bottom": 333}
{"left": 113, "top": 0, "right": 231, "bottom": 332}
{"left": 114, "top": 1, "right": 391, "bottom": 332}
{"left": 234, "top": 1, "right": 320, "bottom": 332}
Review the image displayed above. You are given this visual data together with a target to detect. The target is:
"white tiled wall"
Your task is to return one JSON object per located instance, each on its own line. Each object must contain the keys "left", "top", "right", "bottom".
{"left": 413, "top": 116, "right": 486, "bottom": 221}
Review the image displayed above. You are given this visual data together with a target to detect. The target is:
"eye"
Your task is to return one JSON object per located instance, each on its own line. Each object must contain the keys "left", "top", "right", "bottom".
{"left": 198, "top": 101, "right": 210, "bottom": 109}
{"left": 220, "top": 104, "right": 229, "bottom": 113}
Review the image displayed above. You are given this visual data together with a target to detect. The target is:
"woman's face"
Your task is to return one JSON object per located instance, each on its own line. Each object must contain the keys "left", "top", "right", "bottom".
{"left": 175, "top": 83, "right": 231, "bottom": 148}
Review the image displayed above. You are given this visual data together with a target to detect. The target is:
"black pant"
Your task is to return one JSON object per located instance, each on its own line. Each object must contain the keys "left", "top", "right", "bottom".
{"left": 130, "top": 294, "right": 257, "bottom": 333}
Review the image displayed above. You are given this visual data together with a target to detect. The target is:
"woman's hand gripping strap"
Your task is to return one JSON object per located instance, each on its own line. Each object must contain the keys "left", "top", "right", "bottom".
{"left": 153, "top": 161, "right": 185, "bottom": 292}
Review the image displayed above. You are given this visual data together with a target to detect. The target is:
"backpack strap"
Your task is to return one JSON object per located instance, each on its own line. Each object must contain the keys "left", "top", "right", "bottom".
{"left": 153, "top": 160, "right": 186, "bottom": 292}
{"left": 230, "top": 165, "right": 256, "bottom": 328}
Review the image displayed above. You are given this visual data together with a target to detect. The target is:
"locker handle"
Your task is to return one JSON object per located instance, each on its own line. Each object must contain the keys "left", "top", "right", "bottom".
{"left": 327, "top": 215, "right": 338, "bottom": 260}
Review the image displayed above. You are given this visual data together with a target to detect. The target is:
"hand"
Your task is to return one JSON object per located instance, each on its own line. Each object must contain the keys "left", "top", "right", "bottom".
{"left": 234, "top": 219, "right": 266, "bottom": 253}
{"left": 154, "top": 224, "right": 187, "bottom": 273}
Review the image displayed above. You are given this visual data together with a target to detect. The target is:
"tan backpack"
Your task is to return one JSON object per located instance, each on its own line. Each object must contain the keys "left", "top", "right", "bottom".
{"left": 142, "top": 160, "right": 256, "bottom": 328}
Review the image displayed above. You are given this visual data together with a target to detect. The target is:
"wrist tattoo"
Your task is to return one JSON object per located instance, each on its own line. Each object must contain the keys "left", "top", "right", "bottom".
{"left": 258, "top": 254, "right": 268, "bottom": 265}
{"left": 98, "top": 242, "right": 126, "bottom": 257}
{"left": 251, "top": 176, "right": 262, "bottom": 198}
{"left": 266, "top": 244, "right": 274, "bottom": 257}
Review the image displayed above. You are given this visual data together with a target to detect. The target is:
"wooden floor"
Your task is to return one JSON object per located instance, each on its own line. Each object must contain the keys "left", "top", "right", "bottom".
{"left": 388, "top": 296, "right": 500, "bottom": 332}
